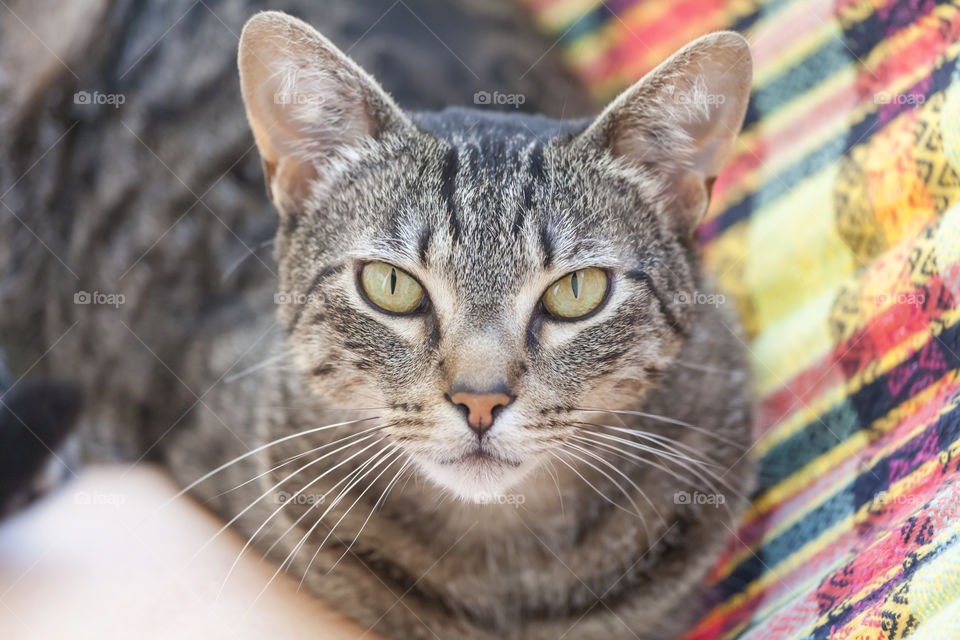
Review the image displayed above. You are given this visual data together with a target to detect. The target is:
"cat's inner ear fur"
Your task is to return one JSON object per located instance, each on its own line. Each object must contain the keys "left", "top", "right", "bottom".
{"left": 238, "top": 11, "right": 410, "bottom": 215}
{"left": 580, "top": 31, "right": 752, "bottom": 232}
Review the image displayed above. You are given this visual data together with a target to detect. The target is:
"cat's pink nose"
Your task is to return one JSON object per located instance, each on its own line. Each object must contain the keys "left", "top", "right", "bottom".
{"left": 449, "top": 391, "right": 513, "bottom": 436}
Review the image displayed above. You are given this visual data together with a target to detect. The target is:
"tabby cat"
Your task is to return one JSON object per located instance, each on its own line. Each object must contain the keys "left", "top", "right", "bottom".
{"left": 0, "top": 2, "right": 754, "bottom": 638}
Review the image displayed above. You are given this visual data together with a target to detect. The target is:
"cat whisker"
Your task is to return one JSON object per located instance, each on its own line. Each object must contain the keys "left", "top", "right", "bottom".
{"left": 576, "top": 407, "right": 747, "bottom": 450}
{"left": 636, "top": 431, "right": 728, "bottom": 466}
{"left": 223, "top": 351, "right": 294, "bottom": 384}
{"left": 254, "top": 446, "right": 399, "bottom": 604}
{"left": 552, "top": 449, "right": 647, "bottom": 532}
{"left": 542, "top": 458, "right": 564, "bottom": 516}
{"left": 263, "top": 443, "right": 394, "bottom": 567}
{"left": 570, "top": 433, "right": 736, "bottom": 519}
{"left": 396, "top": 459, "right": 418, "bottom": 496}
{"left": 222, "top": 238, "right": 276, "bottom": 282}
{"left": 261, "top": 438, "right": 393, "bottom": 558}
{"left": 587, "top": 411, "right": 721, "bottom": 465}
{"left": 578, "top": 426, "right": 732, "bottom": 489}
{"left": 578, "top": 422, "right": 724, "bottom": 469}
{"left": 215, "top": 435, "right": 390, "bottom": 597}
{"left": 166, "top": 416, "right": 381, "bottom": 508}
{"left": 206, "top": 423, "right": 388, "bottom": 501}
{"left": 575, "top": 426, "right": 748, "bottom": 504}
{"left": 300, "top": 450, "right": 408, "bottom": 587}
{"left": 571, "top": 431, "right": 702, "bottom": 482}
{"left": 576, "top": 426, "right": 711, "bottom": 472}
{"left": 199, "top": 431, "right": 385, "bottom": 567}
{"left": 570, "top": 433, "right": 690, "bottom": 485}
{"left": 562, "top": 441, "right": 664, "bottom": 534}
{"left": 672, "top": 359, "right": 740, "bottom": 376}
{"left": 303, "top": 447, "right": 400, "bottom": 554}
{"left": 590, "top": 413, "right": 735, "bottom": 481}
{"left": 326, "top": 457, "right": 412, "bottom": 576}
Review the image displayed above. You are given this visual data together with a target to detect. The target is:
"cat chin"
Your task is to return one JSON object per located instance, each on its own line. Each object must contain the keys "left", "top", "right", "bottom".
{"left": 415, "top": 455, "right": 538, "bottom": 503}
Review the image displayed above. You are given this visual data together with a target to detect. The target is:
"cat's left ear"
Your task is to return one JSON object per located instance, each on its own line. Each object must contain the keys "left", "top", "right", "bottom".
{"left": 577, "top": 31, "right": 752, "bottom": 232}
{"left": 238, "top": 11, "right": 411, "bottom": 215}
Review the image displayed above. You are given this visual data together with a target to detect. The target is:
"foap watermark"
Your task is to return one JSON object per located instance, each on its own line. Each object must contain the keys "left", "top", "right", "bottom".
{"left": 271, "top": 67, "right": 326, "bottom": 108}
{"left": 273, "top": 90, "right": 326, "bottom": 107}
{"left": 74, "top": 90, "right": 125, "bottom": 108}
{"left": 275, "top": 491, "right": 325, "bottom": 506}
{"left": 674, "top": 490, "right": 725, "bottom": 508}
{"left": 74, "top": 490, "right": 126, "bottom": 508}
{"left": 674, "top": 290, "right": 726, "bottom": 308}
{"left": 74, "top": 290, "right": 125, "bottom": 308}
{"left": 675, "top": 90, "right": 726, "bottom": 107}
{"left": 669, "top": 76, "right": 726, "bottom": 108}
{"left": 274, "top": 291, "right": 324, "bottom": 306}
{"left": 874, "top": 91, "right": 925, "bottom": 106}
{"left": 475, "top": 492, "right": 526, "bottom": 507}
{"left": 873, "top": 291, "right": 925, "bottom": 306}
{"left": 872, "top": 490, "right": 925, "bottom": 507}
{"left": 473, "top": 90, "right": 526, "bottom": 109}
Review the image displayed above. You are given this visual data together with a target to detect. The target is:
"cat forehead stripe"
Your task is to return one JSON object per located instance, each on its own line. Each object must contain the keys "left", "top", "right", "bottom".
{"left": 412, "top": 110, "right": 587, "bottom": 260}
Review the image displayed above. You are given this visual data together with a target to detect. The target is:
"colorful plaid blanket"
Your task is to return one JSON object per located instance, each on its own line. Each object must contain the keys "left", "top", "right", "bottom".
{"left": 523, "top": 0, "right": 960, "bottom": 638}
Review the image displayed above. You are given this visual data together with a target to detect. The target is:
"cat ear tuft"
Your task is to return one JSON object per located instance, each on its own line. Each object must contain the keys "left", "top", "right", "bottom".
{"left": 579, "top": 31, "right": 752, "bottom": 232}
{"left": 238, "top": 11, "right": 410, "bottom": 214}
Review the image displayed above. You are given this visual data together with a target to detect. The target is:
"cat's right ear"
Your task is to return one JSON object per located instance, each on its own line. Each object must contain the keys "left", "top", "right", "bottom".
{"left": 575, "top": 31, "right": 752, "bottom": 233}
{"left": 238, "top": 11, "right": 410, "bottom": 215}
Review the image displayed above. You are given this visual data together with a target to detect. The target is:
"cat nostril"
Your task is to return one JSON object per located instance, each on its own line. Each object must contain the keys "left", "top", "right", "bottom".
{"left": 447, "top": 395, "right": 470, "bottom": 419}
{"left": 448, "top": 390, "right": 513, "bottom": 437}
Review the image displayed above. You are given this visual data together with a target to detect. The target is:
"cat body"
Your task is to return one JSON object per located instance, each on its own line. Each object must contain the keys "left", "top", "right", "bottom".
{"left": 160, "top": 103, "right": 754, "bottom": 637}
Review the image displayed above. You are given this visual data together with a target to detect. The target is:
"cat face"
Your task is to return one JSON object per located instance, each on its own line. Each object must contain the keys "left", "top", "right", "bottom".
{"left": 238, "top": 12, "right": 751, "bottom": 500}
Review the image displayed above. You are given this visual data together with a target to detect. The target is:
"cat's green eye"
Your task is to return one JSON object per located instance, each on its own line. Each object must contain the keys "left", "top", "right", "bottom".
{"left": 360, "top": 262, "right": 425, "bottom": 314}
{"left": 542, "top": 268, "right": 609, "bottom": 319}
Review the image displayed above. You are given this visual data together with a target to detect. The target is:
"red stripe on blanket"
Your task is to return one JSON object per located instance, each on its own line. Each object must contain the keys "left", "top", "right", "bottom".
{"left": 576, "top": 0, "right": 731, "bottom": 86}
{"left": 757, "top": 274, "right": 957, "bottom": 436}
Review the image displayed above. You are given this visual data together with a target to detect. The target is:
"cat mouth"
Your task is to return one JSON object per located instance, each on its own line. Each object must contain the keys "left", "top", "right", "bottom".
{"left": 440, "top": 448, "right": 522, "bottom": 468}
{"left": 418, "top": 446, "right": 533, "bottom": 499}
